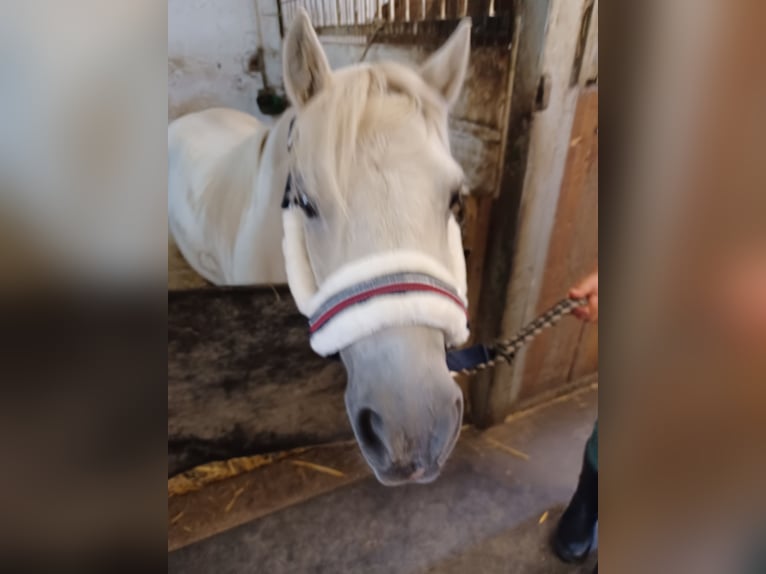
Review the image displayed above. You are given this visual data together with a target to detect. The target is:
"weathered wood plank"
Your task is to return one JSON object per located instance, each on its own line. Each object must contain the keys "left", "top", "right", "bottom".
{"left": 168, "top": 286, "right": 351, "bottom": 476}
{"left": 518, "top": 86, "right": 598, "bottom": 398}
{"left": 469, "top": 0, "right": 554, "bottom": 427}
{"left": 448, "top": 117, "right": 503, "bottom": 197}
{"left": 168, "top": 236, "right": 209, "bottom": 290}
{"left": 168, "top": 440, "right": 370, "bottom": 551}
{"left": 463, "top": 194, "right": 494, "bottom": 328}
{"left": 493, "top": 0, "right": 592, "bottom": 405}
{"left": 471, "top": 0, "right": 601, "bottom": 425}
{"left": 571, "top": 321, "right": 598, "bottom": 381}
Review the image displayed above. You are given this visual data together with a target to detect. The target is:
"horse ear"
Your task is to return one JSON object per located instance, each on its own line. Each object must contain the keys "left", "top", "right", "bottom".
{"left": 283, "top": 9, "right": 332, "bottom": 108}
{"left": 419, "top": 18, "right": 471, "bottom": 108}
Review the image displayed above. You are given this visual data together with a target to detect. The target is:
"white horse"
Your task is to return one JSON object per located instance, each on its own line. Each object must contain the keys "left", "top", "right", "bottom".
{"left": 169, "top": 10, "right": 472, "bottom": 485}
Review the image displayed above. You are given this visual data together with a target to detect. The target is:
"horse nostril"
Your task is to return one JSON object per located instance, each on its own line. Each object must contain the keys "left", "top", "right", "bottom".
{"left": 357, "top": 407, "right": 386, "bottom": 460}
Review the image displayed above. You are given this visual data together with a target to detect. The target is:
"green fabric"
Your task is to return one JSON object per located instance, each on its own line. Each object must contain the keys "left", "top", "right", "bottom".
{"left": 745, "top": 532, "right": 766, "bottom": 574}
{"left": 585, "top": 420, "right": 598, "bottom": 471}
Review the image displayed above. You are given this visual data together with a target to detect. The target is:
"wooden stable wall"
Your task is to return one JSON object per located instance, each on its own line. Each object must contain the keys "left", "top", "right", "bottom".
{"left": 519, "top": 87, "right": 598, "bottom": 399}
{"left": 470, "top": 0, "right": 598, "bottom": 426}
{"left": 168, "top": 286, "right": 349, "bottom": 476}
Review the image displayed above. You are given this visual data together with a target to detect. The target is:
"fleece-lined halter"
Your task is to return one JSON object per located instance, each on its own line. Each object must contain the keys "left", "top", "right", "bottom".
{"left": 280, "top": 116, "right": 470, "bottom": 357}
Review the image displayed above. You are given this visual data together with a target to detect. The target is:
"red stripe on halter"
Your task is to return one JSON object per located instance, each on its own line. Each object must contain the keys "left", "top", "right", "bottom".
{"left": 309, "top": 282, "right": 467, "bottom": 334}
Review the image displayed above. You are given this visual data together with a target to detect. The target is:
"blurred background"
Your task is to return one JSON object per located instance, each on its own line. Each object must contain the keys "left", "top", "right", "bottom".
{"left": 0, "top": 0, "right": 763, "bottom": 572}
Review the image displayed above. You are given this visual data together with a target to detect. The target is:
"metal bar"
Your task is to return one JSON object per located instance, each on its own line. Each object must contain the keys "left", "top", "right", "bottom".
{"left": 377, "top": 0, "right": 383, "bottom": 21}
{"left": 460, "top": 0, "right": 468, "bottom": 17}
{"left": 421, "top": 0, "right": 426, "bottom": 21}
{"left": 405, "top": 0, "right": 411, "bottom": 21}
{"left": 488, "top": 0, "right": 496, "bottom": 17}
{"left": 389, "top": 0, "right": 395, "bottom": 21}
{"left": 440, "top": 0, "right": 446, "bottom": 20}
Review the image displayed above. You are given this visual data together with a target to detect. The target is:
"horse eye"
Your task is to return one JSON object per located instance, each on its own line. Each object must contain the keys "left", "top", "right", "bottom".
{"left": 449, "top": 189, "right": 465, "bottom": 222}
{"left": 297, "top": 192, "right": 318, "bottom": 218}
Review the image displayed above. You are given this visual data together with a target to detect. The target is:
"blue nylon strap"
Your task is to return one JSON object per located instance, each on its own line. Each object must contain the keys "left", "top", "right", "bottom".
{"left": 327, "top": 344, "right": 493, "bottom": 373}
{"left": 445, "top": 344, "right": 494, "bottom": 373}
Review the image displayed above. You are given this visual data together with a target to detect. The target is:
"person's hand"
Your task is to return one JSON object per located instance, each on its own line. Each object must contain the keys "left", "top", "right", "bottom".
{"left": 570, "top": 271, "right": 598, "bottom": 322}
{"left": 718, "top": 250, "right": 766, "bottom": 346}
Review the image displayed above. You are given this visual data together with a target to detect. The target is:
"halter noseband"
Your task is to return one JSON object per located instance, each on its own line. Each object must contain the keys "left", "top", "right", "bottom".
{"left": 280, "top": 115, "right": 470, "bottom": 356}
{"left": 309, "top": 272, "right": 467, "bottom": 335}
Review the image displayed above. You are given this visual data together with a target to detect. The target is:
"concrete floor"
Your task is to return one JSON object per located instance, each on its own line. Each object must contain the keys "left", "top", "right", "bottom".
{"left": 169, "top": 384, "right": 598, "bottom": 574}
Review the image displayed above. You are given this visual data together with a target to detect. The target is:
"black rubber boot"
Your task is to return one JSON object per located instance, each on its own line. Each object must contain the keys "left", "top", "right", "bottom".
{"left": 552, "top": 452, "right": 598, "bottom": 563}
